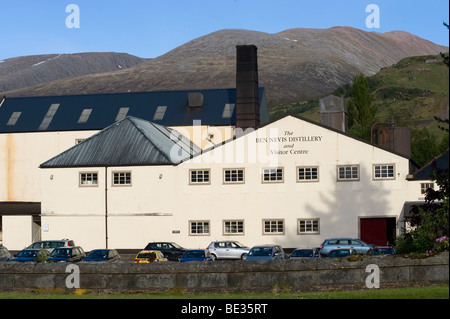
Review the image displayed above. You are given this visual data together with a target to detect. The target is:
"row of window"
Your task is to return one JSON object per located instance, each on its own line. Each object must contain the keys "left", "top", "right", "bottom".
{"left": 189, "top": 219, "right": 320, "bottom": 236}
{"left": 79, "top": 164, "right": 396, "bottom": 187}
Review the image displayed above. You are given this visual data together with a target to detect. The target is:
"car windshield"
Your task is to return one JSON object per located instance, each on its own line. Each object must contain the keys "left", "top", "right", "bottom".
{"left": 170, "top": 243, "right": 183, "bottom": 249}
{"left": 87, "top": 250, "right": 108, "bottom": 259}
{"left": 50, "top": 248, "right": 71, "bottom": 257}
{"left": 184, "top": 251, "right": 204, "bottom": 258}
{"left": 17, "top": 250, "right": 37, "bottom": 257}
{"left": 233, "top": 242, "right": 246, "bottom": 248}
{"left": 374, "top": 248, "right": 394, "bottom": 254}
{"left": 248, "top": 247, "right": 272, "bottom": 256}
{"left": 291, "top": 250, "right": 313, "bottom": 257}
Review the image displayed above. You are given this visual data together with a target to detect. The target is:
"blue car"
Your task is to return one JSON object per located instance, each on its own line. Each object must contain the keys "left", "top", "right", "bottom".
{"left": 47, "top": 246, "right": 85, "bottom": 262}
{"left": 244, "top": 245, "right": 285, "bottom": 261}
{"left": 179, "top": 249, "right": 212, "bottom": 263}
{"left": 84, "top": 249, "right": 121, "bottom": 262}
{"left": 8, "top": 249, "right": 50, "bottom": 262}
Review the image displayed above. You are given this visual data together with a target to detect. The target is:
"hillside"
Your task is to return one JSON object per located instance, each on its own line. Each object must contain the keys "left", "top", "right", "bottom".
{"left": 1, "top": 27, "right": 447, "bottom": 104}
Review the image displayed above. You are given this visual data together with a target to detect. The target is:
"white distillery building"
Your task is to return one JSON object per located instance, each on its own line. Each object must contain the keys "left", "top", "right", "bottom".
{"left": 36, "top": 114, "right": 429, "bottom": 251}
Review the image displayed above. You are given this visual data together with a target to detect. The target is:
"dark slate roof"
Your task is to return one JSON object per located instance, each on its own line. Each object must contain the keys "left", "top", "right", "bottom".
{"left": 40, "top": 117, "right": 201, "bottom": 168}
{"left": 410, "top": 150, "right": 449, "bottom": 180}
{"left": 0, "top": 88, "right": 268, "bottom": 133}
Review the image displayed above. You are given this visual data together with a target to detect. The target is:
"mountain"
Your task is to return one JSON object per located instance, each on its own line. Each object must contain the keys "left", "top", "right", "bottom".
{"left": 0, "top": 52, "right": 148, "bottom": 93}
{"left": 1, "top": 27, "right": 447, "bottom": 106}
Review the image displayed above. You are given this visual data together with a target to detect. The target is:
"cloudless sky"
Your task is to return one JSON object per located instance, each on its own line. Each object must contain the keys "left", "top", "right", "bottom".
{"left": 0, "top": 0, "right": 448, "bottom": 60}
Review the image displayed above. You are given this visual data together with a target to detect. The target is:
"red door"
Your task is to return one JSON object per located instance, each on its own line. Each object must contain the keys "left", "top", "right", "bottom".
{"left": 360, "top": 218, "right": 387, "bottom": 245}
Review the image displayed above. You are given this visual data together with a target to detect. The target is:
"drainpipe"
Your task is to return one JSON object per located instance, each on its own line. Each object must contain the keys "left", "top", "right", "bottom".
{"left": 105, "top": 166, "right": 108, "bottom": 249}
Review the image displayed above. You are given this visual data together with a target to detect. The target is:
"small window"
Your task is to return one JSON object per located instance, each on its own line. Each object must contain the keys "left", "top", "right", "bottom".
{"left": 373, "top": 164, "right": 395, "bottom": 180}
{"left": 79, "top": 172, "right": 98, "bottom": 186}
{"left": 153, "top": 105, "right": 167, "bottom": 121}
{"left": 190, "top": 221, "right": 210, "bottom": 235}
{"left": 298, "top": 219, "right": 319, "bottom": 234}
{"left": 78, "top": 108, "right": 92, "bottom": 124}
{"left": 38, "top": 103, "right": 60, "bottom": 131}
{"left": 223, "top": 168, "right": 244, "bottom": 184}
{"left": 112, "top": 171, "right": 131, "bottom": 186}
{"left": 223, "top": 220, "right": 244, "bottom": 235}
{"left": 337, "top": 165, "right": 359, "bottom": 181}
{"left": 297, "top": 167, "right": 319, "bottom": 182}
{"left": 222, "top": 103, "right": 235, "bottom": 118}
{"left": 421, "top": 183, "right": 434, "bottom": 194}
{"left": 115, "top": 107, "right": 129, "bottom": 121}
{"left": 190, "top": 169, "right": 210, "bottom": 184}
{"left": 263, "top": 219, "right": 284, "bottom": 235}
{"left": 6, "top": 112, "right": 22, "bottom": 126}
{"left": 262, "top": 168, "right": 284, "bottom": 183}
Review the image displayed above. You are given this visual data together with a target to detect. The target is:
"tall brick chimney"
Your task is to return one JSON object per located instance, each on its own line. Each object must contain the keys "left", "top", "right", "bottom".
{"left": 235, "top": 45, "right": 260, "bottom": 130}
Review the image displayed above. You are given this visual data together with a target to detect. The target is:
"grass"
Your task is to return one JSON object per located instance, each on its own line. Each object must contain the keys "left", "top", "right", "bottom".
{"left": 0, "top": 285, "right": 448, "bottom": 299}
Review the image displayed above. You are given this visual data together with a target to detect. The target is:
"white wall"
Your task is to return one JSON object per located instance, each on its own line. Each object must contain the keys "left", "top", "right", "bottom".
{"left": 2, "top": 215, "right": 36, "bottom": 250}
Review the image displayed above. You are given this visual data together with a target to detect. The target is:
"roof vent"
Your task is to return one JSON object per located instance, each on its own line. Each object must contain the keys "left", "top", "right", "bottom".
{"left": 188, "top": 92, "right": 204, "bottom": 107}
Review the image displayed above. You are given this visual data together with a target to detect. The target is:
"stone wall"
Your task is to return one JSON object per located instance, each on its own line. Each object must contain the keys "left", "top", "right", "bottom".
{"left": 0, "top": 252, "right": 448, "bottom": 293}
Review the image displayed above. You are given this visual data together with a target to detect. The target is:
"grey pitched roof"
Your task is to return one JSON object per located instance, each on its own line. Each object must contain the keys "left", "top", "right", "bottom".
{"left": 0, "top": 88, "right": 268, "bottom": 133}
{"left": 40, "top": 117, "right": 201, "bottom": 168}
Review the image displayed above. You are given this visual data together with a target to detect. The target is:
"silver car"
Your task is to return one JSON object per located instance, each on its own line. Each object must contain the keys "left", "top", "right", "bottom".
{"left": 27, "top": 239, "right": 75, "bottom": 252}
{"left": 207, "top": 241, "right": 250, "bottom": 260}
{"left": 320, "top": 238, "right": 372, "bottom": 256}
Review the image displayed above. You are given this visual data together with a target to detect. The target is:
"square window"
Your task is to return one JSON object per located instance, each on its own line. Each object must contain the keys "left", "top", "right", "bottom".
{"left": 262, "top": 168, "right": 284, "bottom": 183}
{"left": 79, "top": 172, "right": 98, "bottom": 186}
{"left": 224, "top": 220, "right": 244, "bottom": 235}
{"left": 223, "top": 168, "right": 245, "bottom": 184}
{"left": 373, "top": 164, "right": 395, "bottom": 180}
{"left": 337, "top": 165, "right": 359, "bottom": 181}
{"left": 297, "top": 167, "right": 319, "bottom": 182}
{"left": 112, "top": 172, "right": 131, "bottom": 186}
{"left": 263, "top": 220, "right": 284, "bottom": 234}
{"left": 190, "top": 221, "right": 210, "bottom": 235}
{"left": 190, "top": 169, "right": 210, "bottom": 184}
{"left": 298, "top": 219, "right": 319, "bottom": 234}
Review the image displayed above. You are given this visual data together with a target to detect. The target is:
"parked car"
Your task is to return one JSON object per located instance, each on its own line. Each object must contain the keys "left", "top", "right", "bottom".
{"left": 27, "top": 239, "right": 75, "bottom": 252}
{"left": 207, "top": 241, "right": 250, "bottom": 260}
{"left": 289, "top": 248, "right": 317, "bottom": 259}
{"left": 84, "top": 249, "right": 121, "bottom": 262}
{"left": 134, "top": 250, "right": 168, "bottom": 263}
{"left": 367, "top": 245, "right": 395, "bottom": 256}
{"left": 320, "top": 238, "right": 372, "bottom": 256}
{"left": 179, "top": 249, "right": 212, "bottom": 263}
{"left": 244, "top": 245, "right": 285, "bottom": 261}
{"left": 8, "top": 249, "right": 50, "bottom": 262}
{"left": 144, "top": 242, "right": 187, "bottom": 261}
{"left": 47, "top": 246, "right": 85, "bottom": 262}
{"left": 0, "top": 245, "right": 11, "bottom": 262}
{"left": 326, "top": 248, "right": 358, "bottom": 258}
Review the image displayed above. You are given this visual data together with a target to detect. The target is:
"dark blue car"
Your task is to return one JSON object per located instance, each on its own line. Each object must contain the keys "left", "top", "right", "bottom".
{"left": 47, "top": 246, "right": 85, "bottom": 262}
{"left": 84, "top": 249, "right": 120, "bottom": 262}
{"left": 244, "top": 245, "right": 285, "bottom": 261}
{"left": 8, "top": 249, "right": 50, "bottom": 262}
{"left": 179, "top": 249, "right": 212, "bottom": 263}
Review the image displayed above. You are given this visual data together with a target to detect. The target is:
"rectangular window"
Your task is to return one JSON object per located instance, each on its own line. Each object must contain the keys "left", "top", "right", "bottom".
{"left": 190, "top": 169, "right": 210, "bottom": 184}
{"left": 77, "top": 108, "right": 92, "bottom": 124}
{"left": 38, "top": 103, "right": 60, "bottom": 131}
{"left": 373, "top": 164, "right": 395, "bottom": 180}
{"left": 223, "top": 220, "right": 244, "bottom": 235}
{"left": 6, "top": 111, "right": 22, "bottom": 126}
{"left": 421, "top": 183, "right": 434, "bottom": 194}
{"left": 222, "top": 103, "right": 235, "bottom": 118}
{"left": 297, "top": 166, "right": 319, "bottom": 182}
{"left": 262, "top": 168, "right": 284, "bottom": 183}
{"left": 263, "top": 219, "right": 284, "bottom": 235}
{"left": 115, "top": 107, "right": 129, "bottom": 121}
{"left": 153, "top": 105, "right": 167, "bottom": 121}
{"left": 223, "top": 168, "right": 244, "bottom": 184}
{"left": 112, "top": 172, "right": 131, "bottom": 186}
{"left": 298, "top": 219, "right": 320, "bottom": 234}
{"left": 79, "top": 172, "right": 98, "bottom": 186}
{"left": 190, "top": 221, "right": 210, "bottom": 235}
{"left": 337, "top": 165, "right": 359, "bottom": 181}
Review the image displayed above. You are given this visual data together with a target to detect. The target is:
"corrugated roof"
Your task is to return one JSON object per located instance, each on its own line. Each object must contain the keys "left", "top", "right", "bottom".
{"left": 40, "top": 117, "right": 201, "bottom": 168}
{"left": 0, "top": 88, "right": 268, "bottom": 133}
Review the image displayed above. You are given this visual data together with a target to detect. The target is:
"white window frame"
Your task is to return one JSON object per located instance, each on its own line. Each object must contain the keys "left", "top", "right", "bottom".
{"left": 223, "top": 168, "right": 245, "bottom": 184}
{"left": 373, "top": 164, "right": 395, "bottom": 180}
{"left": 262, "top": 167, "right": 284, "bottom": 183}
{"left": 189, "top": 169, "right": 210, "bottom": 185}
{"left": 263, "top": 219, "right": 284, "bottom": 235}
{"left": 223, "top": 220, "right": 244, "bottom": 235}
{"left": 189, "top": 220, "right": 210, "bottom": 236}
{"left": 112, "top": 171, "right": 131, "bottom": 186}
{"left": 337, "top": 165, "right": 360, "bottom": 181}
{"left": 297, "top": 219, "right": 320, "bottom": 234}
{"left": 79, "top": 172, "right": 98, "bottom": 187}
{"left": 297, "top": 166, "right": 319, "bottom": 182}
{"left": 420, "top": 182, "right": 434, "bottom": 195}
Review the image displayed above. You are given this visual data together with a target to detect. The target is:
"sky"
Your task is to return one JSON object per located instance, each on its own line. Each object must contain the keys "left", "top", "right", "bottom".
{"left": 0, "top": 0, "right": 448, "bottom": 61}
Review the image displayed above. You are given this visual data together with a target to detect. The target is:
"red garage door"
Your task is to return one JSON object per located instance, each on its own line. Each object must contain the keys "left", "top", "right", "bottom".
{"left": 360, "top": 218, "right": 387, "bottom": 245}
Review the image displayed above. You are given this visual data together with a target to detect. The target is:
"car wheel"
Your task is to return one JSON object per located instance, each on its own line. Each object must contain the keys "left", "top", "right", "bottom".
{"left": 211, "top": 254, "right": 217, "bottom": 261}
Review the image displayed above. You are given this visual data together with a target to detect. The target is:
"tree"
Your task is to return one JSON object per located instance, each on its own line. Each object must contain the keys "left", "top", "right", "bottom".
{"left": 347, "top": 74, "right": 378, "bottom": 140}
